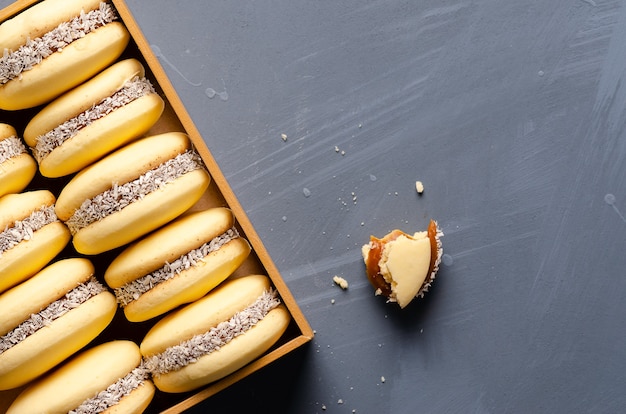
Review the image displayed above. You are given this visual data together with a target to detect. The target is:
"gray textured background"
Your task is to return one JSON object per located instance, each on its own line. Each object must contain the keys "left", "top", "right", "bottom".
{"left": 120, "top": 0, "right": 626, "bottom": 412}
{"left": 6, "top": 0, "right": 626, "bottom": 412}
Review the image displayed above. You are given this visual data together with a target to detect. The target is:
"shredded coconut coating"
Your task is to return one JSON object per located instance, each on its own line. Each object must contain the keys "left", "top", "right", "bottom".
{"left": 65, "top": 151, "right": 204, "bottom": 234}
{"left": 70, "top": 363, "right": 150, "bottom": 414}
{"left": 114, "top": 227, "right": 240, "bottom": 306}
{"left": 0, "top": 136, "right": 28, "bottom": 164}
{"left": 33, "top": 77, "right": 157, "bottom": 163}
{"left": 416, "top": 224, "right": 444, "bottom": 299}
{"left": 0, "top": 205, "right": 58, "bottom": 256}
{"left": 0, "top": 277, "right": 105, "bottom": 354}
{"left": 0, "top": 2, "right": 118, "bottom": 85}
{"left": 144, "top": 289, "right": 281, "bottom": 375}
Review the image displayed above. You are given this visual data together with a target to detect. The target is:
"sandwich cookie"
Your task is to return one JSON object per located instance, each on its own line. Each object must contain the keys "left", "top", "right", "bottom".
{"left": 0, "top": 258, "right": 117, "bottom": 390}
{"left": 7, "top": 341, "right": 154, "bottom": 414}
{"left": 55, "top": 132, "right": 211, "bottom": 255}
{"left": 0, "top": 190, "right": 70, "bottom": 294}
{"left": 0, "top": 0, "right": 130, "bottom": 110}
{"left": 141, "top": 275, "right": 290, "bottom": 393}
{"left": 0, "top": 123, "right": 36, "bottom": 197}
{"left": 105, "top": 207, "right": 252, "bottom": 322}
{"left": 23, "top": 58, "right": 165, "bottom": 178}
{"left": 362, "top": 220, "right": 443, "bottom": 308}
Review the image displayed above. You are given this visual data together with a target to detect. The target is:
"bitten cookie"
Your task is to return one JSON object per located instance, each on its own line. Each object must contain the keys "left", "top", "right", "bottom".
{"left": 362, "top": 220, "right": 443, "bottom": 308}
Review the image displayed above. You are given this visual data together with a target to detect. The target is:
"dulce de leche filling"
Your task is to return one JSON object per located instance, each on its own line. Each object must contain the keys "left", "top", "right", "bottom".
{"left": 365, "top": 220, "right": 440, "bottom": 298}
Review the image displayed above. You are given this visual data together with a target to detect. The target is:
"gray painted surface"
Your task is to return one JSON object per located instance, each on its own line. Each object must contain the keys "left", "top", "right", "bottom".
{"left": 5, "top": 0, "right": 626, "bottom": 412}
{"left": 107, "top": 1, "right": 626, "bottom": 412}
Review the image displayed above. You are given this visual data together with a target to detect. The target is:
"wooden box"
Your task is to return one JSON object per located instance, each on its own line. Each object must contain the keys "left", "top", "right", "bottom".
{"left": 0, "top": 0, "right": 313, "bottom": 412}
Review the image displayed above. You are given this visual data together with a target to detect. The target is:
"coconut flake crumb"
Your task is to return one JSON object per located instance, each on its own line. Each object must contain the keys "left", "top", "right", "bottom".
{"left": 333, "top": 275, "right": 348, "bottom": 290}
{"left": 65, "top": 150, "right": 204, "bottom": 234}
{"left": 70, "top": 363, "right": 150, "bottom": 414}
{"left": 281, "top": 133, "right": 288, "bottom": 141}
{"left": 0, "top": 205, "right": 58, "bottom": 256}
{"left": 113, "top": 227, "right": 241, "bottom": 306}
{"left": 0, "top": 2, "right": 118, "bottom": 85}
{"left": 0, "top": 277, "right": 105, "bottom": 354}
{"left": 0, "top": 136, "right": 28, "bottom": 164}
{"left": 415, "top": 181, "right": 424, "bottom": 194}
{"left": 416, "top": 223, "right": 443, "bottom": 299}
{"left": 144, "top": 289, "right": 281, "bottom": 375}
{"left": 33, "top": 77, "right": 157, "bottom": 163}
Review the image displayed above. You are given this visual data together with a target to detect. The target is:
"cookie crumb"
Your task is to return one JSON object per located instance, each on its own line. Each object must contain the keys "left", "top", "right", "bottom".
{"left": 333, "top": 275, "right": 349, "bottom": 289}
{"left": 415, "top": 180, "right": 424, "bottom": 194}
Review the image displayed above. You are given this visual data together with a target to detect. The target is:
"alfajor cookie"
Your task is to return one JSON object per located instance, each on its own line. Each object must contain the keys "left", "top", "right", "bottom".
{"left": 0, "top": 190, "right": 70, "bottom": 293}
{"left": 55, "top": 132, "right": 211, "bottom": 255}
{"left": 105, "top": 207, "right": 252, "bottom": 322}
{"left": 0, "top": 0, "right": 130, "bottom": 110}
{"left": 0, "top": 123, "right": 36, "bottom": 197}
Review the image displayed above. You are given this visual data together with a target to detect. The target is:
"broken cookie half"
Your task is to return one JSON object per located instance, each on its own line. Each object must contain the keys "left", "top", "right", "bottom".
{"left": 361, "top": 220, "right": 443, "bottom": 308}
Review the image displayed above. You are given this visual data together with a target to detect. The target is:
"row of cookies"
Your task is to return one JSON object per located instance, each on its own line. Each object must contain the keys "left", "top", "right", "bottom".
{"left": 0, "top": 0, "right": 290, "bottom": 412}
